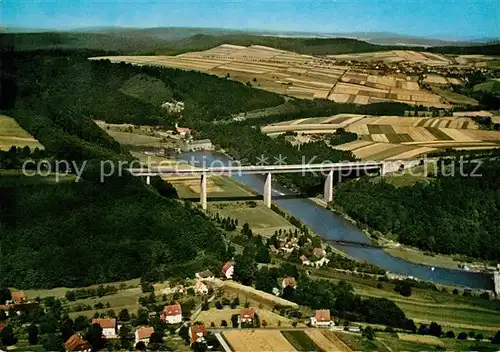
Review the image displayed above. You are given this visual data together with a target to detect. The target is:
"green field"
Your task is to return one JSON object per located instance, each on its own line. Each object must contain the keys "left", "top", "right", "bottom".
{"left": 208, "top": 199, "right": 298, "bottom": 236}
{"left": 0, "top": 115, "right": 44, "bottom": 151}
{"left": 430, "top": 85, "right": 479, "bottom": 105}
{"left": 473, "top": 79, "right": 500, "bottom": 93}
{"left": 282, "top": 331, "right": 322, "bottom": 351}
{"left": 310, "top": 269, "right": 500, "bottom": 333}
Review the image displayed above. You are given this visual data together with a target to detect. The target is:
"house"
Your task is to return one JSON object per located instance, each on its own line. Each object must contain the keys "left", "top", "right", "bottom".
{"left": 281, "top": 277, "right": 297, "bottom": 289}
{"left": 0, "top": 323, "right": 5, "bottom": 333}
{"left": 160, "top": 304, "right": 182, "bottom": 324}
{"left": 189, "top": 324, "right": 207, "bottom": 345}
{"left": 194, "top": 280, "right": 209, "bottom": 295}
{"left": 135, "top": 326, "right": 154, "bottom": 345}
{"left": 195, "top": 270, "right": 215, "bottom": 280}
{"left": 222, "top": 261, "right": 234, "bottom": 280}
{"left": 239, "top": 308, "right": 255, "bottom": 324}
{"left": 313, "top": 257, "right": 330, "bottom": 268}
{"left": 269, "top": 245, "right": 279, "bottom": 254}
{"left": 91, "top": 318, "right": 117, "bottom": 338}
{"left": 300, "top": 255, "right": 311, "bottom": 266}
{"left": 65, "top": 334, "right": 92, "bottom": 352}
{"left": 313, "top": 248, "right": 326, "bottom": 258}
{"left": 10, "top": 291, "right": 25, "bottom": 304}
{"left": 310, "top": 310, "right": 332, "bottom": 328}
{"left": 188, "top": 139, "right": 214, "bottom": 152}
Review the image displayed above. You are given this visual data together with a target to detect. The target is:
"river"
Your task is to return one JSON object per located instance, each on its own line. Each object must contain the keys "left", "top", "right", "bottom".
{"left": 178, "top": 151, "right": 493, "bottom": 289}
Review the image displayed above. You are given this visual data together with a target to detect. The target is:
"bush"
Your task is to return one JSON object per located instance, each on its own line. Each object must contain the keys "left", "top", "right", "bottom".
{"left": 445, "top": 331, "right": 455, "bottom": 339}
{"left": 457, "top": 332, "right": 468, "bottom": 340}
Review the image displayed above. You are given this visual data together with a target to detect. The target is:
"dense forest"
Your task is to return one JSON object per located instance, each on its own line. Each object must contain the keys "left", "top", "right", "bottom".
{"left": 0, "top": 49, "right": 283, "bottom": 289}
{"left": 332, "top": 159, "right": 500, "bottom": 260}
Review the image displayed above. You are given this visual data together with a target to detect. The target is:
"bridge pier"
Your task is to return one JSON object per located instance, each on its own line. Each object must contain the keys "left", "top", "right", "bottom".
{"left": 146, "top": 176, "right": 151, "bottom": 185}
{"left": 324, "top": 170, "right": 333, "bottom": 203}
{"left": 200, "top": 174, "right": 207, "bottom": 210}
{"left": 263, "top": 173, "right": 272, "bottom": 208}
{"left": 380, "top": 162, "right": 387, "bottom": 176}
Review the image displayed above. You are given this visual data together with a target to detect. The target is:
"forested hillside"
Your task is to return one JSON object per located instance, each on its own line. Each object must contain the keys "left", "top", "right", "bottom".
{"left": 0, "top": 49, "right": 282, "bottom": 289}
{"left": 2, "top": 31, "right": 499, "bottom": 56}
{"left": 332, "top": 159, "right": 500, "bottom": 260}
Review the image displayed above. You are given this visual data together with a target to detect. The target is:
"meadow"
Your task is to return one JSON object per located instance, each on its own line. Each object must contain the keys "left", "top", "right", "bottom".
{"left": 0, "top": 115, "right": 44, "bottom": 151}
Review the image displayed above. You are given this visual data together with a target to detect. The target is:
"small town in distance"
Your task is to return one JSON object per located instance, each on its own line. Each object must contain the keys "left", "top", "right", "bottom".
{"left": 1, "top": 0, "right": 500, "bottom": 351}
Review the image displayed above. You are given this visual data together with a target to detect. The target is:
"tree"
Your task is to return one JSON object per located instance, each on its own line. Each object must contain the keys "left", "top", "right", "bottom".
{"left": 457, "top": 332, "right": 468, "bottom": 340}
{"left": 60, "top": 317, "right": 75, "bottom": 340}
{"left": 492, "top": 331, "right": 500, "bottom": 344}
{"left": 74, "top": 316, "right": 90, "bottom": 332}
{"left": 27, "top": 324, "right": 39, "bottom": 345}
{"left": 475, "top": 333, "right": 483, "bottom": 341}
{"left": 42, "top": 333, "right": 63, "bottom": 352}
{"left": 179, "top": 325, "right": 190, "bottom": 344}
{"left": 445, "top": 331, "right": 455, "bottom": 338}
{"left": 394, "top": 281, "right": 412, "bottom": 297}
{"left": 86, "top": 323, "right": 106, "bottom": 351}
{"left": 428, "top": 322, "right": 442, "bottom": 337}
{"left": 231, "top": 314, "right": 239, "bottom": 328}
{"left": 282, "top": 285, "right": 295, "bottom": 300}
{"left": 119, "top": 308, "right": 130, "bottom": 321}
{"left": 363, "top": 326, "right": 376, "bottom": 340}
{"left": 0, "top": 288, "right": 11, "bottom": 305}
{"left": 150, "top": 331, "right": 163, "bottom": 344}
{"left": 135, "top": 341, "right": 147, "bottom": 351}
{"left": 0, "top": 325, "right": 18, "bottom": 346}
{"left": 65, "top": 291, "right": 76, "bottom": 301}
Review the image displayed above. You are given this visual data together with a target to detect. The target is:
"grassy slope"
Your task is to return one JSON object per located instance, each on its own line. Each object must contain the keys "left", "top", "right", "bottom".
{"left": 473, "top": 79, "right": 500, "bottom": 93}
{"left": 0, "top": 114, "right": 44, "bottom": 150}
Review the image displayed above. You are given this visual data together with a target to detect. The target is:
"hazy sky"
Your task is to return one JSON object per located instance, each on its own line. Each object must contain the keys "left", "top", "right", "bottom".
{"left": 3, "top": 0, "right": 499, "bottom": 39}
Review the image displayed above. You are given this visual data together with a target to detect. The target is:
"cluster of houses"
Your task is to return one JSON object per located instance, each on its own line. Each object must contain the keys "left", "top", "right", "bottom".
{"left": 0, "top": 290, "right": 39, "bottom": 316}
{"left": 64, "top": 309, "right": 208, "bottom": 351}
{"left": 299, "top": 247, "right": 331, "bottom": 268}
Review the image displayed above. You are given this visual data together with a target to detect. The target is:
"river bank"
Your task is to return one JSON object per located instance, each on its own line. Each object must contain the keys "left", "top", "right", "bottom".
{"left": 313, "top": 196, "right": 495, "bottom": 274}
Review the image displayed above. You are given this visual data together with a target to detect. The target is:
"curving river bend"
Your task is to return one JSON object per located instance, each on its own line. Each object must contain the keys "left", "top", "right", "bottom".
{"left": 178, "top": 151, "right": 493, "bottom": 290}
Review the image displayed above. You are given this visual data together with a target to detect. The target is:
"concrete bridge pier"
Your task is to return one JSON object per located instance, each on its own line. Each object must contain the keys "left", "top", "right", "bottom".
{"left": 380, "top": 162, "right": 387, "bottom": 176}
{"left": 200, "top": 174, "right": 207, "bottom": 210}
{"left": 263, "top": 173, "right": 272, "bottom": 208}
{"left": 146, "top": 176, "right": 151, "bottom": 185}
{"left": 324, "top": 170, "right": 334, "bottom": 203}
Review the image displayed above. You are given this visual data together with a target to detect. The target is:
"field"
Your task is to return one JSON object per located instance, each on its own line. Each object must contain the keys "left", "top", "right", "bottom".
{"left": 0, "top": 115, "right": 44, "bottom": 151}
{"left": 222, "top": 280, "right": 299, "bottom": 309}
{"left": 169, "top": 175, "right": 255, "bottom": 200}
{"left": 91, "top": 46, "right": 451, "bottom": 107}
{"left": 282, "top": 331, "right": 322, "bottom": 351}
{"left": 473, "top": 78, "right": 500, "bottom": 93}
{"left": 223, "top": 330, "right": 295, "bottom": 352}
{"left": 307, "top": 269, "right": 500, "bottom": 333}
{"left": 95, "top": 120, "right": 183, "bottom": 149}
{"left": 397, "top": 333, "right": 444, "bottom": 346}
{"left": 329, "top": 50, "right": 452, "bottom": 66}
{"left": 306, "top": 329, "right": 352, "bottom": 352}
{"left": 263, "top": 114, "right": 500, "bottom": 160}
{"left": 208, "top": 201, "right": 297, "bottom": 236}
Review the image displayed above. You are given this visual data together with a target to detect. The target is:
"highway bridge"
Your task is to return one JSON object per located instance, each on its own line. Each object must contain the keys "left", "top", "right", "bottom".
{"left": 129, "top": 161, "right": 386, "bottom": 209}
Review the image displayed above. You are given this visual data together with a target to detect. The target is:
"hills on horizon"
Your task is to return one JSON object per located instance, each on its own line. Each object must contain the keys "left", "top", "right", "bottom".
{"left": 2, "top": 25, "right": 499, "bottom": 47}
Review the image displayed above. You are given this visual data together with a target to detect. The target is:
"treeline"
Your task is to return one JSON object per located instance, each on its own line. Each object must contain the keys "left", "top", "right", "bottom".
{"left": 0, "top": 146, "right": 46, "bottom": 169}
{"left": 332, "top": 158, "right": 500, "bottom": 260}
{"left": 65, "top": 285, "right": 119, "bottom": 301}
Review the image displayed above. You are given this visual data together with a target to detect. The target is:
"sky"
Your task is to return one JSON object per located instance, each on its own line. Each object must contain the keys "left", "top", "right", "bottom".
{"left": 2, "top": 0, "right": 499, "bottom": 39}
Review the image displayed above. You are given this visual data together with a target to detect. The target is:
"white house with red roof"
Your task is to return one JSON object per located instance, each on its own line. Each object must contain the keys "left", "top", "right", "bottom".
{"left": 134, "top": 326, "right": 154, "bottom": 345}
{"left": 222, "top": 261, "right": 234, "bottom": 280}
{"left": 310, "top": 309, "right": 333, "bottom": 327}
{"left": 91, "top": 318, "right": 117, "bottom": 338}
{"left": 238, "top": 308, "right": 255, "bottom": 324}
{"left": 160, "top": 304, "right": 183, "bottom": 324}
